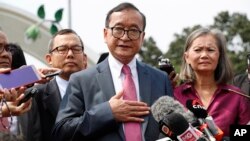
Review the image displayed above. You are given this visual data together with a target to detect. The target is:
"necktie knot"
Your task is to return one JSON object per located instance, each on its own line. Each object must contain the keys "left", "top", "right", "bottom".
{"left": 122, "top": 65, "right": 131, "bottom": 75}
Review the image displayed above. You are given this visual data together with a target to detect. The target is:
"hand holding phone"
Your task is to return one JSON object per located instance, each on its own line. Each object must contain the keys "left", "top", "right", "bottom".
{"left": 0, "top": 65, "right": 41, "bottom": 89}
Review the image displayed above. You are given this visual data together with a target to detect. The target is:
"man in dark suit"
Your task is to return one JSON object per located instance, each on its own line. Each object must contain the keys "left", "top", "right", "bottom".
{"left": 20, "top": 29, "right": 87, "bottom": 141}
{"left": 233, "top": 74, "right": 249, "bottom": 95}
{"left": 52, "top": 2, "right": 173, "bottom": 141}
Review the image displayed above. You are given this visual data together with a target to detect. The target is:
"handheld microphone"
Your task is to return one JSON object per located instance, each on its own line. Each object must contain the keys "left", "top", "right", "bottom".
{"left": 162, "top": 112, "right": 208, "bottom": 141}
{"left": 205, "top": 116, "right": 224, "bottom": 141}
{"left": 151, "top": 96, "right": 197, "bottom": 140}
{"left": 18, "top": 88, "right": 38, "bottom": 106}
{"left": 151, "top": 96, "right": 196, "bottom": 123}
{"left": 186, "top": 99, "right": 216, "bottom": 141}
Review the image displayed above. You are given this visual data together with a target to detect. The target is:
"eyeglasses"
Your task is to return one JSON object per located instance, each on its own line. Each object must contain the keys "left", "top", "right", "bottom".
{"left": 50, "top": 45, "right": 84, "bottom": 54}
{"left": 108, "top": 27, "right": 142, "bottom": 40}
{"left": 0, "top": 43, "right": 10, "bottom": 54}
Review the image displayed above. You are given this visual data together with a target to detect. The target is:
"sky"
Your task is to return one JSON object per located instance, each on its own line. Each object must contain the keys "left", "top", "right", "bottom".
{"left": 1, "top": 0, "right": 250, "bottom": 55}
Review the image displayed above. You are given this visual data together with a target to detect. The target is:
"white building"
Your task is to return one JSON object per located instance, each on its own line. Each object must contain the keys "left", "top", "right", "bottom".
{"left": 0, "top": 2, "right": 99, "bottom": 68}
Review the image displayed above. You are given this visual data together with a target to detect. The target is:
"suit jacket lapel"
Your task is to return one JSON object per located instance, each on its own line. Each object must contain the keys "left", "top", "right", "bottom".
{"left": 137, "top": 61, "right": 151, "bottom": 136}
{"left": 97, "top": 59, "right": 125, "bottom": 140}
{"left": 96, "top": 59, "right": 116, "bottom": 101}
{"left": 42, "top": 79, "right": 61, "bottom": 117}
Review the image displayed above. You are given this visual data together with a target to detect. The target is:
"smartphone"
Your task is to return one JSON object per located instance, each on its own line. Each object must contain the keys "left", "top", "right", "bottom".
{"left": 0, "top": 65, "right": 41, "bottom": 89}
{"left": 45, "top": 70, "right": 62, "bottom": 78}
{"left": 18, "top": 88, "right": 39, "bottom": 106}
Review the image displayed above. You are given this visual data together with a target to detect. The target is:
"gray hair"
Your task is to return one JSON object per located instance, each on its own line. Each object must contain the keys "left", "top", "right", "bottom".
{"left": 179, "top": 27, "right": 233, "bottom": 84}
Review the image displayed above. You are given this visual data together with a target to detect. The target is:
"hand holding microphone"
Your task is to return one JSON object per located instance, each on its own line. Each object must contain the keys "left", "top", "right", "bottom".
{"left": 18, "top": 88, "right": 39, "bottom": 106}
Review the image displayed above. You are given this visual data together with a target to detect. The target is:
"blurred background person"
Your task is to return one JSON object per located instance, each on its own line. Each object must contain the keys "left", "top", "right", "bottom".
{"left": 232, "top": 53, "right": 250, "bottom": 96}
{"left": 0, "top": 30, "right": 32, "bottom": 133}
{"left": 174, "top": 27, "right": 250, "bottom": 136}
{"left": 6, "top": 41, "right": 34, "bottom": 138}
{"left": 8, "top": 43, "right": 27, "bottom": 70}
{"left": 97, "top": 52, "right": 109, "bottom": 64}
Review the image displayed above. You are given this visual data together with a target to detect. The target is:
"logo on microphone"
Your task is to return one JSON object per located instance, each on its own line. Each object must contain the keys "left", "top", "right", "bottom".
{"left": 177, "top": 126, "right": 199, "bottom": 141}
{"left": 178, "top": 130, "right": 197, "bottom": 141}
{"left": 191, "top": 99, "right": 206, "bottom": 110}
{"left": 159, "top": 119, "right": 174, "bottom": 137}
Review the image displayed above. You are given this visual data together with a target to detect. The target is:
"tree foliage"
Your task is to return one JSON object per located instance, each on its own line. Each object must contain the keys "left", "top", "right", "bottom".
{"left": 211, "top": 11, "right": 250, "bottom": 74}
{"left": 138, "top": 37, "right": 162, "bottom": 67}
{"left": 139, "top": 11, "right": 250, "bottom": 75}
{"left": 164, "top": 25, "right": 201, "bottom": 72}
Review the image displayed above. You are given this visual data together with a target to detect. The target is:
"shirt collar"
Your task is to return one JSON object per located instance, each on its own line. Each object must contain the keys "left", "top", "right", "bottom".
{"left": 55, "top": 75, "right": 69, "bottom": 98}
{"left": 181, "top": 82, "right": 193, "bottom": 93}
{"left": 108, "top": 53, "right": 137, "bottom": 78}
{"left": 181, "top": 82, "right": 229, "bottom": 94}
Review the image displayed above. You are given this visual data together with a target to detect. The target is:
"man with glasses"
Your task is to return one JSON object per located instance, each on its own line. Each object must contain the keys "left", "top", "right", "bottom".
{"left": 22, "top": 29, "right": 87, "bottom": 141}
{"left": 52, "top": 2, "right": 173, "bottom": 141}
{"left": 0, "top": 31, "right": 32, "bottom": 132}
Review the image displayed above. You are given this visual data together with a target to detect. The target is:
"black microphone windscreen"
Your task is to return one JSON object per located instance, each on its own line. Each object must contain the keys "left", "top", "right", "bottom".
{"left": 162, "top": 112, "right": 189, "bottom": 135}
{"left": 186, "top": 99, "right": 207, "bottom": 118}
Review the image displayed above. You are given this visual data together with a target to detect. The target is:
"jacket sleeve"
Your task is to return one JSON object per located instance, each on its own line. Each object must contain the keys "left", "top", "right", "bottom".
{"left": 19, "top": 98, "right": 42, "bottom": 141}
{"left": 51, "top": 73, "right": 118, "bottom": 141}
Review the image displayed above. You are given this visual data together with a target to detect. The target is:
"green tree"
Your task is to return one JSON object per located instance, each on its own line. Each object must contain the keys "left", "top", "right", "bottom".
{"left": 138, "top": 11, "right": 250, "bottom": 76}
{"left": 138, "top": 37, "right": 163, "bottom": 67}
{"left": 164, "top": 25, "right": 201, "bottom": 72}
{"left": 165, "top": 11, "right": 250, "bottom": 75}
{"left": 211, "top": 11, "right": 250, "bottom": 74}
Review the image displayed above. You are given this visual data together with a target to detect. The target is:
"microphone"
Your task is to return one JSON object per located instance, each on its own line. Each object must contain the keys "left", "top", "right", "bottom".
{"left": 18, "top": 87, "right": 39, "bottom": 106}
{"left": 162, "top": 112, "right": 208, "bottom": 141}
{"left": 186, "top": 99, "right": 216, "bottom": 141}
{"left": 151, "top": 96, "right": 196, "bottom": 123}
{"left": 205, "top": 116, "right": 224, "bottom": 141}
{"left": 151, "top": 96, "right": 197, "bottom": 140}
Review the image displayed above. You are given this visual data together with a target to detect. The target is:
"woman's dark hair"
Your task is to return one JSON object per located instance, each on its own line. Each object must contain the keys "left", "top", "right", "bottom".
{"left": 8, "top": 43, "right": 27, "bottom": 69}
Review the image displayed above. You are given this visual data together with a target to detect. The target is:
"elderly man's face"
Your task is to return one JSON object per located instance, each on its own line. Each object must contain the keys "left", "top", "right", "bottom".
{"left": 0, "top": 31, "right": 12, "bottom": 68}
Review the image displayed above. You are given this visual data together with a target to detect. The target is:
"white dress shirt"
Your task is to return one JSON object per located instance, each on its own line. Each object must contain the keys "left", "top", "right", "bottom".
{"left": 55, "top": 76, "right": 69, "bottom": 99}
{"left": 108, "top": 54, "right": 140, "bottom": 101}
